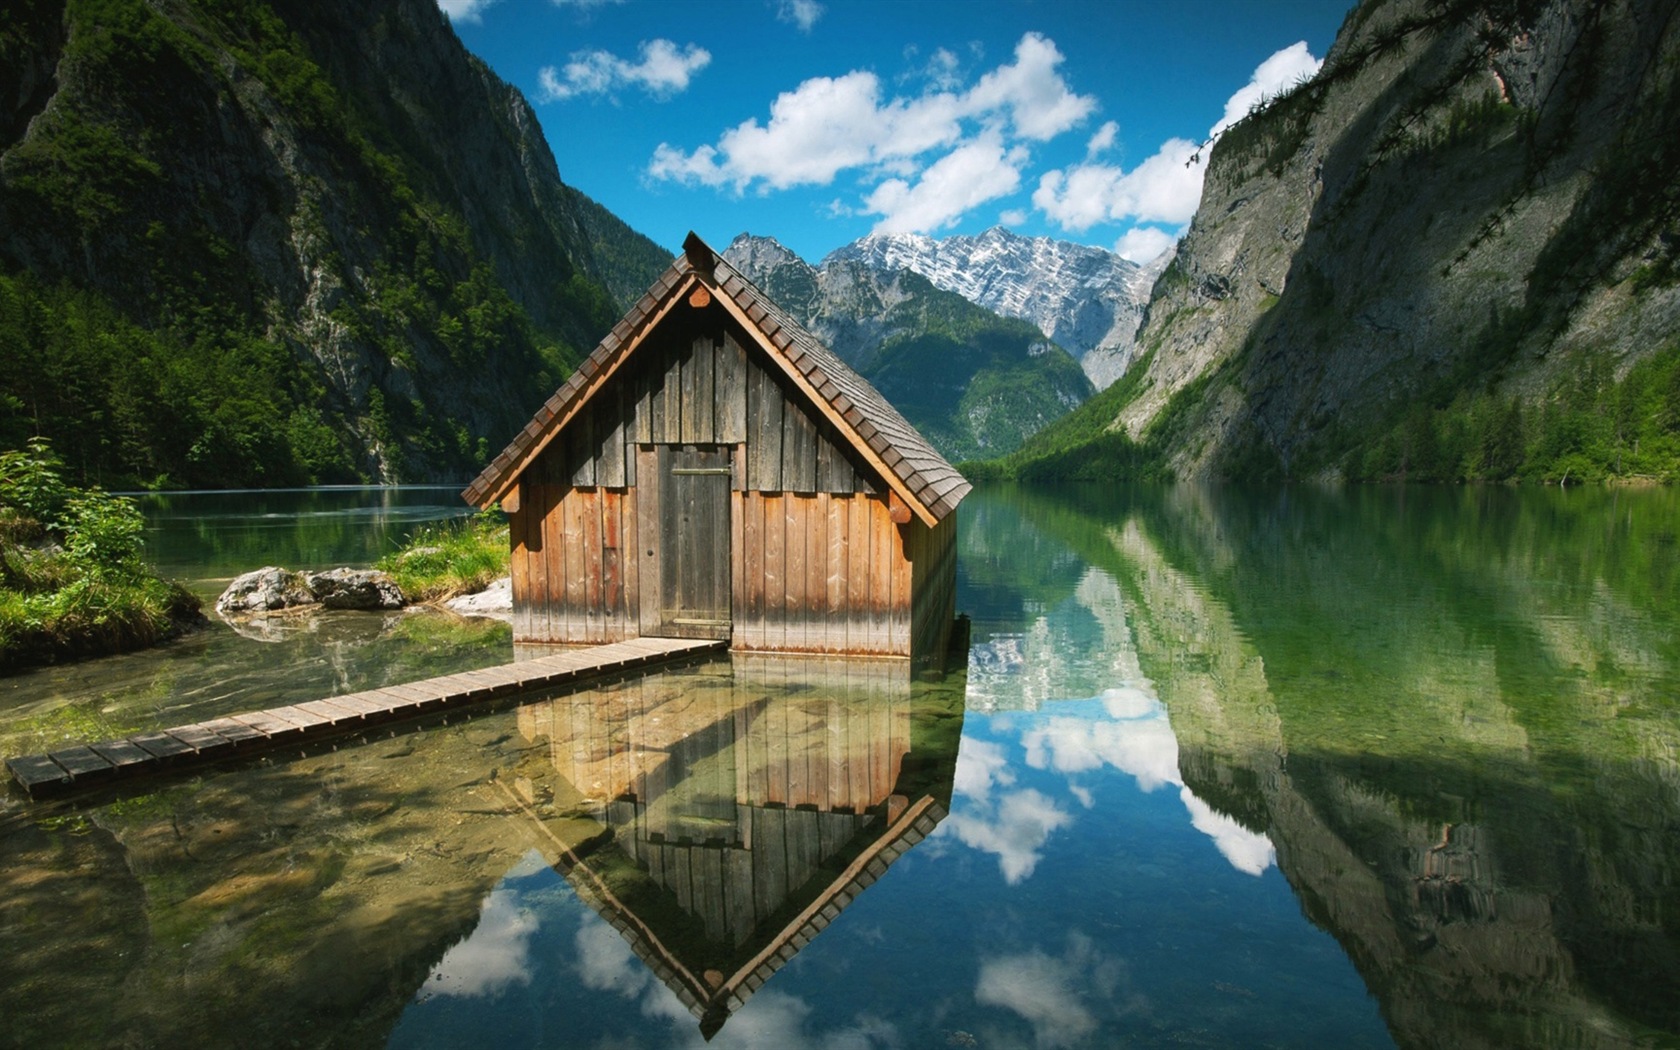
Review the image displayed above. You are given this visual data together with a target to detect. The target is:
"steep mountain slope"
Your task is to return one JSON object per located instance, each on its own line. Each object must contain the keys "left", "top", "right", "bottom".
{"left": 723, "top": 233, "right": 1093, "bottom": 462}
{"left": 0, "top": 0, "right": 670, "bottom": 487}
{"left": 827, "top": 228, "right": 1164, "bottom": 389}
{"left": 1001, "top": 0, "right": 1680, "bottom": 483}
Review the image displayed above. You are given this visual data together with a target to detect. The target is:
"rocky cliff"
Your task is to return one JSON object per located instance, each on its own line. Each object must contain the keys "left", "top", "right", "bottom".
{"left": 0, "top": 0, "right": 670, "bottom": 486}
{"left": 722, "top": 233, "right": 1093, "bottom": 462}
{"left": 1004, "top": 0, "right": 1680, "bottom": 483}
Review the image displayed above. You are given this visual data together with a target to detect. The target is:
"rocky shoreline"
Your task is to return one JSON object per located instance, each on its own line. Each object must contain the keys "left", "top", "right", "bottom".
{"left": 216, "top": 566, "right": 512, "bottom": 622}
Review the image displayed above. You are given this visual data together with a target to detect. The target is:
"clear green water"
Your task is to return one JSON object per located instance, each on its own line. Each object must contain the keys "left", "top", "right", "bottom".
{"left": 1, "top": 482, "right": 1676, "bottom": 1049}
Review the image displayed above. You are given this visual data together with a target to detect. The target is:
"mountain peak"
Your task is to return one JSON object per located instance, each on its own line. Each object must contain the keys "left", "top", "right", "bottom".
{"left": 824, "top": 229, "right": 1150, "bottom": 388}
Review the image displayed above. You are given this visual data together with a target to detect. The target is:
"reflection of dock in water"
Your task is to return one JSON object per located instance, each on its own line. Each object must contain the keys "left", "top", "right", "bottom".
{"left": 508, "top": 656, "right": 961, "bottom": 1039}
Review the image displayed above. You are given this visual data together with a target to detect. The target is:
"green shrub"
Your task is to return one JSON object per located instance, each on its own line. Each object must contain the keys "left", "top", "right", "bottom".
{"left": 0, "top": 438, "right": 201, "bottom": 670}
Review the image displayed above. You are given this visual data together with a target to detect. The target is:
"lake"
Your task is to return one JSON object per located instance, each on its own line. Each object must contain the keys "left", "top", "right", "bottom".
{"left": 1, "top": 482, "right": 1676, "bottom": 1049}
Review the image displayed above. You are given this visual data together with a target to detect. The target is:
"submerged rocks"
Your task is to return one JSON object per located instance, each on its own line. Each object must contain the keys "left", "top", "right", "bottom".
{"left": 216, "top": 567, "right": 405, "bottom": 616}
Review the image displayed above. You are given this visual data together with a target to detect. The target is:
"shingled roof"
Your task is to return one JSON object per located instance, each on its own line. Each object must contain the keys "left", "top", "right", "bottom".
{"left": 462, "top": 232, "right": 971, "bottom": 526}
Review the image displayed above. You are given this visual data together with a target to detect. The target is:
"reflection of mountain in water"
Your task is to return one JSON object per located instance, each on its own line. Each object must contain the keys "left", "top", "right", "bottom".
{"left": 508, "top": 657, "right": 963, "bottom": 1039}
{"left": 961, "top": 483, "right": 1680, "bottom": 1048}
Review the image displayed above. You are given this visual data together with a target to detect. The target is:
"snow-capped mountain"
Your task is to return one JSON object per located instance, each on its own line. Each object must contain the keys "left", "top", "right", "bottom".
{"left": 722, "top": 234, "right": 1093, "bottom": 462}
{"left": 824, "top": 228, "right": 1169, "bottom": 389}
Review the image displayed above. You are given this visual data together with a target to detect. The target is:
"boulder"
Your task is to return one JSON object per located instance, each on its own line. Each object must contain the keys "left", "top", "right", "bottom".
{"left": 303, "top": 568, "right": 406, "bottom": 610}
{"left": 444, "top": 576, "right": 512, "bottom": 621}
{"left": 216, "top": 567, "right": 313, "bottom": 615}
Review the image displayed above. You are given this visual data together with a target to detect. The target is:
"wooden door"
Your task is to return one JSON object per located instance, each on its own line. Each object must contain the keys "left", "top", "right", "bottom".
{"left": 645, "top": 444, "right": 732, "bottom": 639}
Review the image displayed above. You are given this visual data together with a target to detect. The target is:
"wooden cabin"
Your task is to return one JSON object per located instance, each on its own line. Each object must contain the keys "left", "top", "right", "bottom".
{"left": 463, "top": 232, "right": 970, "bottom": 665}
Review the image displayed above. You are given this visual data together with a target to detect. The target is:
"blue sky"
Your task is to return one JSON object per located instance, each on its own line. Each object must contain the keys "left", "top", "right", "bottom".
{"left": 439, "top": 0, "right": 1351, "bottom": 263}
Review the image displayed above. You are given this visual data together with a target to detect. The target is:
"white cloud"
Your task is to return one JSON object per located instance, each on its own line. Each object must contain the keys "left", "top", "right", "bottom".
{"left": 953, "top": 737, "right": 1014, "bottom": 802}
{"left": 976, "top": 950, "right": 1096, "bottom": 1048}
{"left": 436, "top": 0, "right": 496, "bottom": 23}
{"left": 866, "top": 136, "right": 1026, "bottom": 234}
{"left": 1085, "top": 120, "right": 1118, "bottom": 158}
{"left": 964, "top": 32, "right": 1096, "bottom": 141}
{"left": 573, "top": 918, "right": 651, "bottom": 996}
{"left": 652, "top": 70, "right": 952, "bottom": 190}
{"left": 1211, "top": 40, "right": 1323, "bottom": 137}
{"left": 945, "top": 787, "right": 1071, "bottom": 884}
{"left": 1180, "top": 787, "right": 1276, "bottom": 876}
{"left": 776, "top": 0, "right": 824, "bottom": 33}
{"left": 976, "top": 934, "right": 1128, "bottom": 1049}
{"left": 649, "top": 32, "right": 1094, "bottom": 233}
{"left": 1032, "top": 135, "right": 1203, "bottom": 231}
{"left": 1034, "top": 41, "right": 1322, "bottom": 238}
{"left": 539, "top": 39, "right": 711, "bottom": 102}
{"left": 1114, "top": 226, "right": 1177, "bottom": 264}
{"left": 999, "top": 208, "right": 1029, "bottom": 227}
{"left": 422, "top": 885, "right": 538, "bottom": 998}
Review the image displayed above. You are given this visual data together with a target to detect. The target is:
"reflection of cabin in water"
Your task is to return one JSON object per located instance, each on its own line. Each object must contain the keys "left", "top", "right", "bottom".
{"left": 462, "top": 233, "right": 969, "bottom": 665}
{"left": 510, "top": 658, "right": 959, "bottom": 1038}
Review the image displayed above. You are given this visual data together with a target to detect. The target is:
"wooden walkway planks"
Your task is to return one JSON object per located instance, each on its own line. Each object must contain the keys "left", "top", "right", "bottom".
{"left": 5, "top": 636, "right": 725, "bottom": 800}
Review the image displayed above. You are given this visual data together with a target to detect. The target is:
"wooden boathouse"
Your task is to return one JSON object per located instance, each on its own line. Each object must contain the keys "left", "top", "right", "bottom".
{"left": 462, "top": 232, "right": 969, "bottom": 665}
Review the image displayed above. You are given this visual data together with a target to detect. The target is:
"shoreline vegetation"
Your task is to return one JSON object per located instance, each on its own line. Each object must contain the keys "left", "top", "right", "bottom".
{"left": 375, "top": 511, "right": 509, "bottom": 604}
{"left": 0, "top": 439, "right": 202, "bottom": 673}
{"left": 964, "top": 338, "right": 1680, "bottom": 485}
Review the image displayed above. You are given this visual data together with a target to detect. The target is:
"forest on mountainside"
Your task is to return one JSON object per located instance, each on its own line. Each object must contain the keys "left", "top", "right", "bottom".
{"left": 0, "top": 0, "right": 669, "bottom": 488}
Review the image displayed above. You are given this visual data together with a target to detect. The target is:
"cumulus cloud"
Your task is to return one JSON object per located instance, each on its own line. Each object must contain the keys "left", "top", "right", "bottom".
{"left": 866, "top": 135, "right": 1027, "bottom": 234}
{"left": 1210, "top": 40, "right": 1323, "bottom": 137}
{"left": 649, "top": 32, "right": 1093, "bottom": 234}
{"left": 776, "top": 0, "right": 824, "bottom": 32}
{"left": 573, "top": 918, "right": 652, "bottom": 996}
{"left": 436, "top": 0, "right": 496, "bottom": 23}
{"left": 965, "top": 32, "right": 1097, "bottom": 141}
{"left": 422, "top": 885, "right": 539, "bottom": 998}
{"left": 1034, "top": 40, "right": 1322, "bottom": 247}
{"left": 1085, "top": 119, "right": 1118, "bottom": 158}
{"left": 1032, "top": 135, "right": 1202, "bottom": 231}
{"left": 976, "top": 934, "right": 1130, "bottom": 1049}
{"left": 1114, "top": 226, "right": 1178, "bottom": 264}
{"left": 1180, "top": 788, "right": 1276, "bottom": 875}
{"left": 539, "top": 39, "right": 711, "bottom": 102}
{"left": 945, "top": 787, "right": 1072, "bottom": 884}
{"left": 954, "top": 737, "right": 1015, "bottom": 803}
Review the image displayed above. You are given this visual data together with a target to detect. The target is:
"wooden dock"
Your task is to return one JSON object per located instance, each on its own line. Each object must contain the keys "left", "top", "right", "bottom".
{"left": 5, "top": 636, "right": 725, "bottom": 800}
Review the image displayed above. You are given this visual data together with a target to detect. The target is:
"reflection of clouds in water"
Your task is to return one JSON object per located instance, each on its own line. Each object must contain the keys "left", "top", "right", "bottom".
{"left": 563, "top": 910, "right": 902, "bottom": 1047}
{"left": 422, "top": 889, "right": 538, "bottom": 999}
{"left": 1179, "top": 788, "right": 1276, "bottom": 876}
{"left": 975, "top": 932, "right": 1135, "bottom": 1048}
{"left": 714, "top": 991, "right": 901, "bottom": 1050}
{"left": 954, "top": 737, "right": 1015, "bottom": 803}
{"left": 968, "top": 682, "right": 1278, "bottom": 878}
{"left": 1022, "top": 712, "right": 1180, "bottom": 792}
{"left": 1023, "top": 683, "right": 1179, "bottom": 791}
{"left": 945, "top": 788, "right": 1072, "bottom": 884}
{"left": 573, "top": 918, "right": 651, "bottom": 997}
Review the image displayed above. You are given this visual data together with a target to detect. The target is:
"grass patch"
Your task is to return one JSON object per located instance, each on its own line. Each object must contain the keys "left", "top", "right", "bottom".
{"left": 376, "top": 512, "right": 508, "bottom": 602}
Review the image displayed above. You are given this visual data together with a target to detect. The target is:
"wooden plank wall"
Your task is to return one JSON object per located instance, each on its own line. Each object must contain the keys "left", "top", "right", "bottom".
{"left": 906, "top": 514, "right": 958, "bottom": 670}
{"left": 731, "top": 491, "right": 913, "bottom": 656}
{"left": 509, "top": 446, "right": 640, "bottom": 644}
